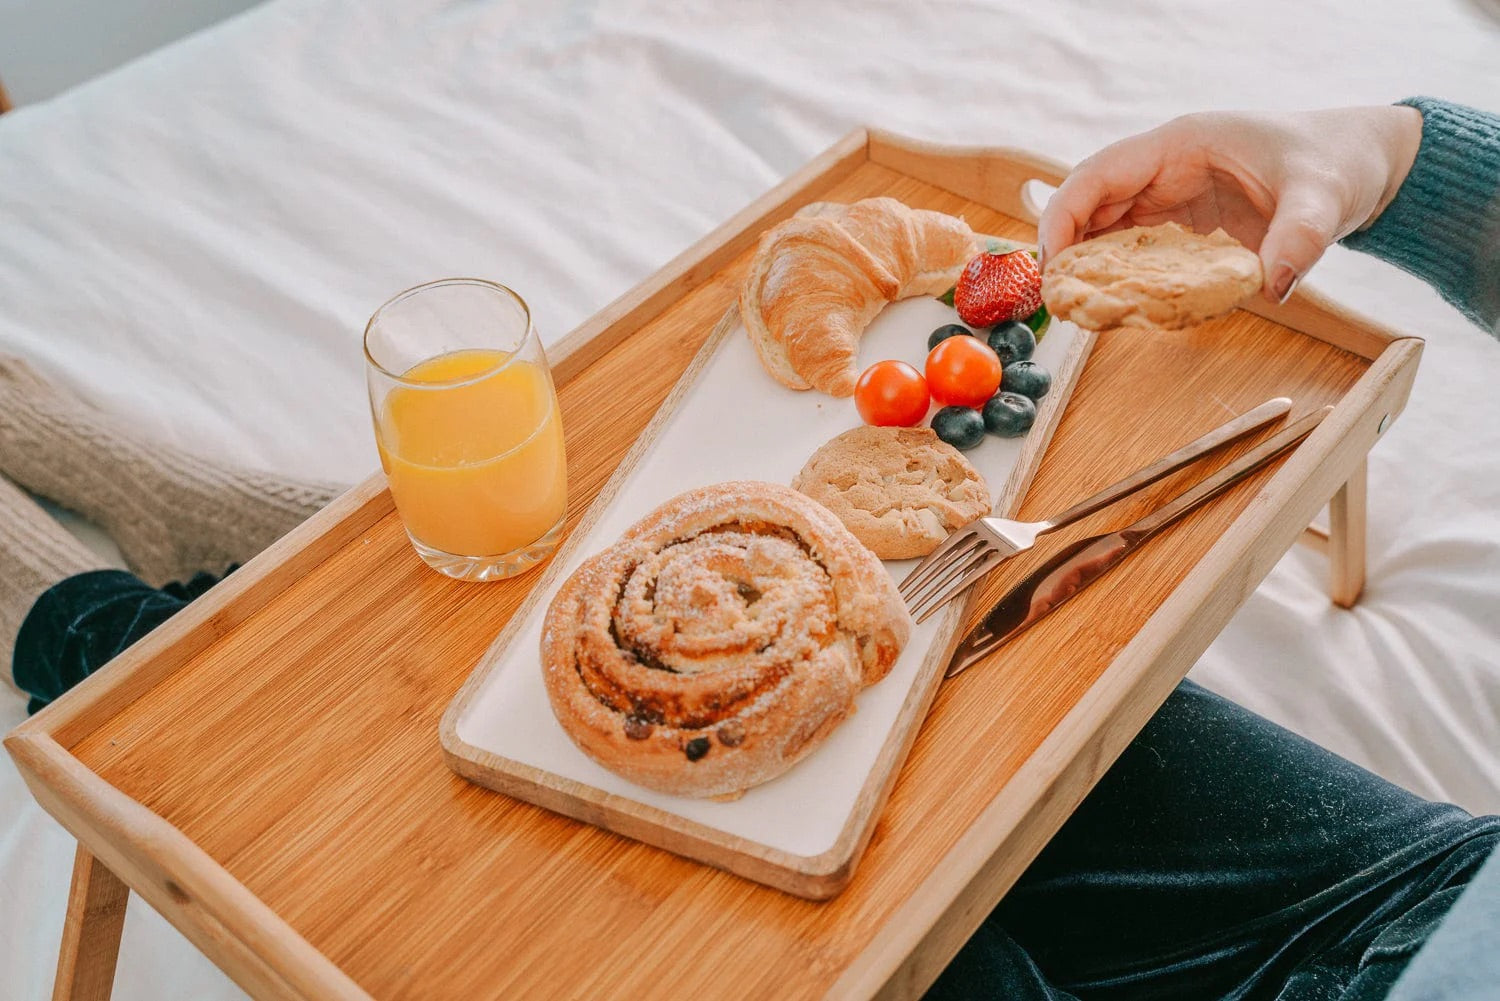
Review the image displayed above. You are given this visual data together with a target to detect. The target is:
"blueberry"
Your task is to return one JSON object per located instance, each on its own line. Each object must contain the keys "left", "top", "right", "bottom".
{"left": 982, "top": 392, "right": 1037, "bottom": 437}
{"left": 927, "top": 323, "right": 974, "bottom": 351}
{"left": 986, "top": 321, "right": 1036, "bottom": 365}
{"left": 931, "top": 406, "right": 985, "bottom": 450}
{"left": 1002, "top": 361, "right": 1052, "bottom": 401}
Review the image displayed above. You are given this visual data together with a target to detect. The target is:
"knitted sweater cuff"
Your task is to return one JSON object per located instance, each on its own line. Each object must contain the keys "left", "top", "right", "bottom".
{"left": 1341, "top": 97, "right": 1500, "bottom": 330}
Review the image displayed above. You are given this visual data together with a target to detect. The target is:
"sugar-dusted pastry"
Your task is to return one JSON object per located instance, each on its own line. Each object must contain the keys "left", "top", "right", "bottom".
{"left": 741, "top": 197, "right": 978, "bottom": 397}
{"left": 793, "top": 426, "right": 991, "bottom": 560}
{"left": 1041, "top": 222, "right": 1263, "bottom": 331}
{"left": 540, "top": 481, "right": 909, "bottom": 799}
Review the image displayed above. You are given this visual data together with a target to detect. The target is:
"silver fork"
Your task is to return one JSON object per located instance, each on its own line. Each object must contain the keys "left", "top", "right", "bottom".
{"left": 898, "top": 397, "right": 1293, "bottom": 622}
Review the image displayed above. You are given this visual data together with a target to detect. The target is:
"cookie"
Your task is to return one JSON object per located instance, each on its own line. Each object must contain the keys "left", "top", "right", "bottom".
{"left": 1041, "top": 222, "right": 1262, "bottom": 331}
{"left": 792, "top": 426, "right": 991, "bottom": 560}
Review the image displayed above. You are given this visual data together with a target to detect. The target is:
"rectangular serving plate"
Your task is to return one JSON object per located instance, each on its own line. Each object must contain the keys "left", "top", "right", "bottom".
{"left": 440, "top": 286, "right": 1093, "bottom": 897}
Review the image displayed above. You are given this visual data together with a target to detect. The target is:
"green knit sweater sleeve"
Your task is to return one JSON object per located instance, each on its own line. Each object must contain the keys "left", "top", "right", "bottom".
{"left": 1341, "top": 97, "right": 1500, "bottom": 331}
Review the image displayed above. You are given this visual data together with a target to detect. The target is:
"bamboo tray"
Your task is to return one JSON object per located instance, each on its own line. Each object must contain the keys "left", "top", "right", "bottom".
{"left": 440, "top": 260, "right": 1093, "bottom": 899}
{"left": 6, "top": 129, "right": 1420, "bottom": 1001}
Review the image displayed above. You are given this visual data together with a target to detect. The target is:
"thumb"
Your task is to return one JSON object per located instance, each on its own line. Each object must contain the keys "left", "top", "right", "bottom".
{"left": 1258, "top": 183, "right": 1343, "bottom": 303}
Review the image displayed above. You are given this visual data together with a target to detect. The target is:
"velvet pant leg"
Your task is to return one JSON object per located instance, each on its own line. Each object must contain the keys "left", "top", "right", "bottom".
{"left": 12, "top": 567, "right": 228, "bottom": 714}
{"left": 927, "top": 681, "right": 1499, "bottom": 1001}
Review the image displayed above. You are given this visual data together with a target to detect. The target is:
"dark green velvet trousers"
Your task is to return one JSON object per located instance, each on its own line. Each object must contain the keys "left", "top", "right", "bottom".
{"left": 926, "top": 682, "right": 1498, "bottom": 999}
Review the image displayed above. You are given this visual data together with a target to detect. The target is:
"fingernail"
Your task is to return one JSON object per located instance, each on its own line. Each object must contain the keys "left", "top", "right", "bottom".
{"left": 1271, "top": 262, "right": 1301, "bottom": 304}
{"left": 1037, "top": 239, "right": 1048, "bottom": 270}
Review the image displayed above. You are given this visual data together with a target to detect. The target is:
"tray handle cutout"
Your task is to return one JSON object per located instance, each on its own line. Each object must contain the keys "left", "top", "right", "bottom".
{"left": 1019, "top": 178, "right": 1057, "bottom": 226}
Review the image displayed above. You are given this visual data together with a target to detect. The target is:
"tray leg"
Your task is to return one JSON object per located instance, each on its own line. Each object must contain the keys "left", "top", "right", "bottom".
{"left": 1327, "top": 459, "right": 1368, "bottom": 608}
{"left": 52, "top": 845, "right": 129, "bottom": 1001}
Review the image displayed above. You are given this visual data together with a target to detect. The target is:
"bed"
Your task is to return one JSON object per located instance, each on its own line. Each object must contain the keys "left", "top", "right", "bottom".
{"left": 2, "top": 1, "right": 1498, "bottom": 997}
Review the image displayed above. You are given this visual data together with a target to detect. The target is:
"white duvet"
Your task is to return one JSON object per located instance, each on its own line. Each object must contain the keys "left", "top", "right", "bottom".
{"left": 1, "top": 1, "right": 1498, "bottom": 997}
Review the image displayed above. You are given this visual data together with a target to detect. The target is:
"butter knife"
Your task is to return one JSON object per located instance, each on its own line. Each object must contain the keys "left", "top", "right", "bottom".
{"left": 946, "top": 406, "right": 1332, "bottom": 678}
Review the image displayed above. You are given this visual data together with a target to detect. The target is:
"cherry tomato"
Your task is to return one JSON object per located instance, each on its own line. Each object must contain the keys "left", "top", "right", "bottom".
{"left": 925, "top": 335, "right": 1003, "bottom": 408}
{"left": 854, "top": 360, "right": 930, "bottom": 427}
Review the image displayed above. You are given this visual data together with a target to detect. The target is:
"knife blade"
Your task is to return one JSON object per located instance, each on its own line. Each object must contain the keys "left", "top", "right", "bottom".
{"left": 946, "top": 405, "right": 1332, "bottom": 678}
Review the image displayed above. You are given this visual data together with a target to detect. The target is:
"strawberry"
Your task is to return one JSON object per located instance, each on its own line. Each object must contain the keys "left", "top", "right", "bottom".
{"left": 953, "top": 249, "right": 1042, "bottom": 327}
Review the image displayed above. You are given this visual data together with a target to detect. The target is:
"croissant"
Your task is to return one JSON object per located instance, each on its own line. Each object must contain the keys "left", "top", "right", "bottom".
{"left": 540, "top": 481, "right": 909, "bottom": 799}
{"left": 740, "top": 197, "right": 978, "bottom": 397}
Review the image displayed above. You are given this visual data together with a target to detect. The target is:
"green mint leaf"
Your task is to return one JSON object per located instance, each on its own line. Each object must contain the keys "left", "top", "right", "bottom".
{"left": 982, "top": 237, "right": 1039, "bottom": 257}
{"left": 1025, "top": 303, "right": 1051, "bottom": 340}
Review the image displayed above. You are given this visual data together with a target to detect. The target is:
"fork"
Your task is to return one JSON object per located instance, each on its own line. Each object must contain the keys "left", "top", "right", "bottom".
{"left": 944, "top": 405, "right": 1332, "bottom": 676}
{"left": 898, "top": 396, "right": 1293, "bottom": 622}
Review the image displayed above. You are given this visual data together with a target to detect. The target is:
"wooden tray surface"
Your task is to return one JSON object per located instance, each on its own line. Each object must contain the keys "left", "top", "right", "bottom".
{"left": 6, "top": 131, "right": 1418, "bottom": 1001}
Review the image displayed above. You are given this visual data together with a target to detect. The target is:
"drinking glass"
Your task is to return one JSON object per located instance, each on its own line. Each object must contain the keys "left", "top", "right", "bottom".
{"left": 364, "top": 279, "right": 567, "bottom": 581}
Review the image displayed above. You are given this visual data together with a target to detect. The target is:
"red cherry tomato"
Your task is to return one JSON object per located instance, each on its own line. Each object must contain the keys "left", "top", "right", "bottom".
{"left": 925, "top": 336, "right": 1003, "bottom": 408}
{"left": 854, "top": 360, "right": 930, "bottom": 427}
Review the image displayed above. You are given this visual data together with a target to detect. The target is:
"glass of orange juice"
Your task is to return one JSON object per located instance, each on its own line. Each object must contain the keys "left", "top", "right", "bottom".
{"left": 364, "top": 279, "right": 567, "bottom": 581}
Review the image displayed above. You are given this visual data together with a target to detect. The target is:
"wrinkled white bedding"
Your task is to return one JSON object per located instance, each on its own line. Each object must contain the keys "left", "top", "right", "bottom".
{"left": 2, "top": 1, "right": 1498, "bottom": 997}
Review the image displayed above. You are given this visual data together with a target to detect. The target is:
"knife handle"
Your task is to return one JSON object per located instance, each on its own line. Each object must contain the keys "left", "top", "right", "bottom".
{"left": 1040, "top": 397, "right": 1292, "bottom": 531}
{"left": 1127, "top": 406, "right": 1331, "bottom": 540}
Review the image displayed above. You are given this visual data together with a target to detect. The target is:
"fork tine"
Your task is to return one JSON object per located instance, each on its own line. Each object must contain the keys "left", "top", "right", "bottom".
{"left": 899, "top": 528, "right": 981, "bottom": 599}
{"left": 911, "top": 549, "right": 1006, "bottom": 623}
{"left": 899, "top": 527, "right": 981, "bottom": 598}
{"left": 901, "top": 535, "right": 987, "bottom": 610}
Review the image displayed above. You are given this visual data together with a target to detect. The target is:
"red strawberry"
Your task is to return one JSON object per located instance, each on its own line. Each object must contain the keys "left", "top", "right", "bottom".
{"left": 953, "top": 250, "right": 1042, "bottom": 327}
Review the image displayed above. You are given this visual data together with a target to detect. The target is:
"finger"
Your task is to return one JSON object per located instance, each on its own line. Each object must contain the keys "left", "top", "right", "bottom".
{"left": 1087, "top": 217, "right": 1138, "bottom": 239}
{"left": 1122, "top": 205, "right": 1200, "bottom": 232}
{"left": 1037, "top": 130, "right": 1175, "bottom": 268}
{"left": 1092, "top": 203, "right": 1195, "bottom": 235}
{"left": 1084, "top": 198, "right": 1137, "bottom": 234}
{"left": 1257, "top": 182, "right": 1343, "bottom": 302}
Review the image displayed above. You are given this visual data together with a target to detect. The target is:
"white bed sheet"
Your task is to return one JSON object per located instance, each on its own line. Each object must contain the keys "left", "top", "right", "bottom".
{"left": 1, "top": 1, "right": 1498, "bottom": 997}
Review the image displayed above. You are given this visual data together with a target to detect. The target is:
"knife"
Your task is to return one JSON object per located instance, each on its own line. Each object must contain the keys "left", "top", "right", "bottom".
{"left": 946, "top": 405, "right": 1332, "bottom": 678}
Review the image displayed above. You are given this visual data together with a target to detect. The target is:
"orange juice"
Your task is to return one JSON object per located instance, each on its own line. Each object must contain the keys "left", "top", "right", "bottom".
{"left": 376, "top": 349, "right": 566, "bottom": 556}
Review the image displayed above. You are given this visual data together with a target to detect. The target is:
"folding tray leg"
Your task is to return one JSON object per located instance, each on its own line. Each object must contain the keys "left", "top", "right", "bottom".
{"left": 52, "top": 846, "right": 129, "bottom": 1001}
{"left": 1327, "top": 459, "right": 1368, "bottom": 608}
{"left": 1297, "top": 459, "right": 1368, "bottom": 607}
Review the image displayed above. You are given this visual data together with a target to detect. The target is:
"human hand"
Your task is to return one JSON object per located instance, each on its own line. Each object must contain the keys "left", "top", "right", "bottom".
{"left": 1036, "top": 106, "right": 1422, "bottom": 302}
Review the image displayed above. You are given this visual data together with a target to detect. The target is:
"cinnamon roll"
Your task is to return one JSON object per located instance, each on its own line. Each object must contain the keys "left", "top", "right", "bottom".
{"left": 541, "top": 481, "right": 909, "bottom": 798}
